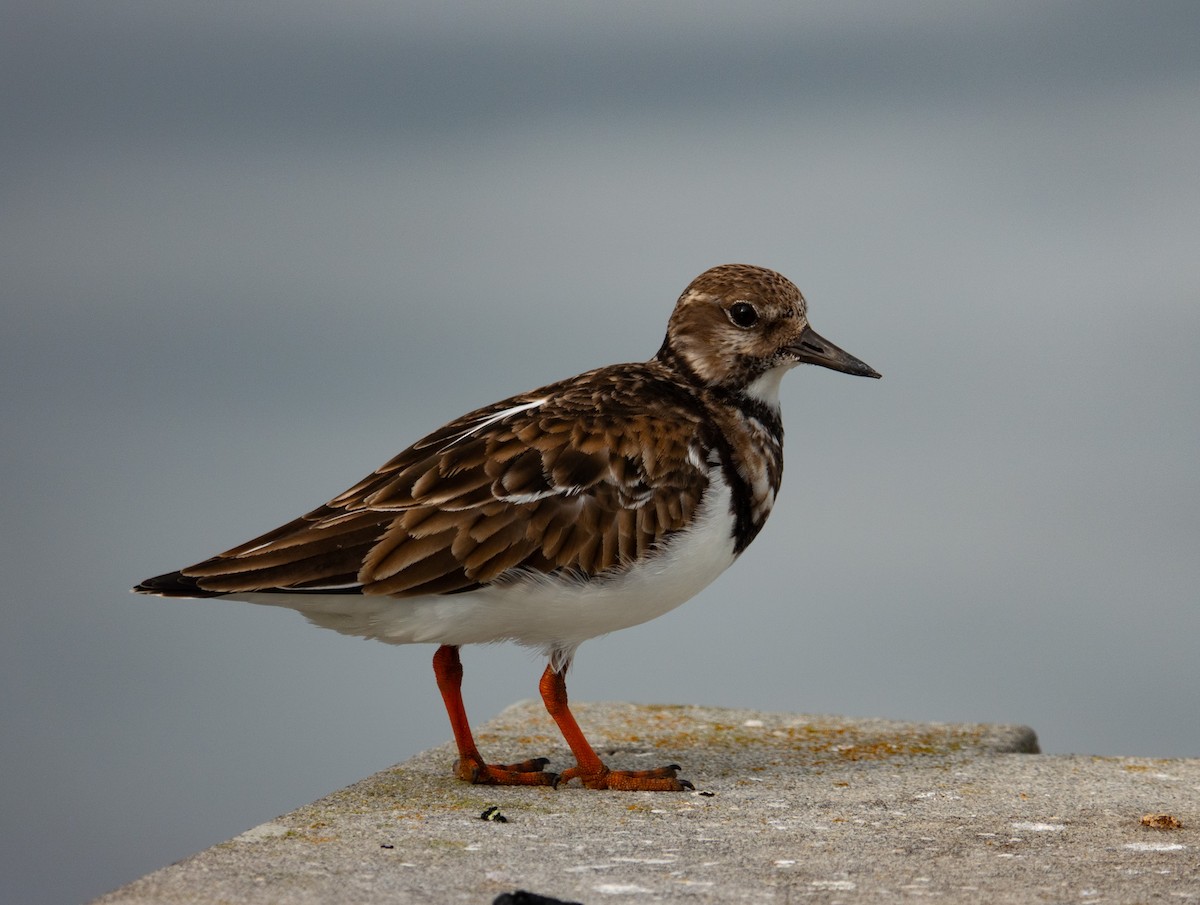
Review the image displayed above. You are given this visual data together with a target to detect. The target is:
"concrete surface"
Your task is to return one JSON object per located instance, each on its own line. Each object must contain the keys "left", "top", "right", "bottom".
{"left": 95, "top": 702, "right": 1197, "bottom": 903}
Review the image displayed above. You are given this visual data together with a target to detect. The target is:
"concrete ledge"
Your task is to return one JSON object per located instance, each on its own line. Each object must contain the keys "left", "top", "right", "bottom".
{"left": 95, "top": 703, "right": 1197, "bottom": 903}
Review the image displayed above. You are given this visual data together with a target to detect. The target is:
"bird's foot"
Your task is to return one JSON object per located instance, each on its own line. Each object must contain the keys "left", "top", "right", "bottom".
{"left": 455, "top": 756, "right": 559, "bottom": 787}
{"left": 559, "top": 763, "right": 693, "bottom": 791}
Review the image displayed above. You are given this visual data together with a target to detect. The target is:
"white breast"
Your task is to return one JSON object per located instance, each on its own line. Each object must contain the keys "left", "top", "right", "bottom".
{"left": 234, "top": 468, "right": 739, "bottom": 667}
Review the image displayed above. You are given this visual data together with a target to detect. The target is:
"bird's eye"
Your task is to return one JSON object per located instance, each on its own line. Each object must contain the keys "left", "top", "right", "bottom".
{"left": 728, "top": 302, "right": 759, "bottom": 328}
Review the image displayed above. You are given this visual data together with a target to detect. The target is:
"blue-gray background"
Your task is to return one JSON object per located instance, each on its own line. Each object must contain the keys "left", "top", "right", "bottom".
{"left": 4, "top": 2, "right": 1198, "bottom": 901}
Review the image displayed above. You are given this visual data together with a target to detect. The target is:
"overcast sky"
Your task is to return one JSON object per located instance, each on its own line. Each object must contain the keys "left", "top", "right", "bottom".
{"left": 3, "top": 3, "right": 1199, "bottom": 902}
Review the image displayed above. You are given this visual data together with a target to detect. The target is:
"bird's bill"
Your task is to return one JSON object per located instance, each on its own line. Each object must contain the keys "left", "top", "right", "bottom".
{"left": 790, "top": 325, "right": 881, "bottom": 378}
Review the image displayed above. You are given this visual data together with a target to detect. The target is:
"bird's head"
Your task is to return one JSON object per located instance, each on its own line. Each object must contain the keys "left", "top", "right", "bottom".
{"left": 659, "top": 263, "right": 880, "bottom": 404}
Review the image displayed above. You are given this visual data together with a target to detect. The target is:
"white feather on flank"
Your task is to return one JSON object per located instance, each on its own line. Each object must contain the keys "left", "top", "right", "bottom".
{"left": 446, "top": 397, "right": 549, "bottom": 447}
{"left": 232, "top": 467, "right": 739, "bottom": 669}
{"left": 495, "top": 488, "right": 571, "bottom": 505}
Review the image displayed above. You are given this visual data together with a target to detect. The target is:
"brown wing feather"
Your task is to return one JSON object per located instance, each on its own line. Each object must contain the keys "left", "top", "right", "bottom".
{"left": 176, "top": 363, "right": 714, "bottom": 597}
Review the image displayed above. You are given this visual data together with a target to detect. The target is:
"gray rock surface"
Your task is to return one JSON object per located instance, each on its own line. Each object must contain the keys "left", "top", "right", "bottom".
{"left": 94, "top": 702, "right": 1197, "bottom": 903}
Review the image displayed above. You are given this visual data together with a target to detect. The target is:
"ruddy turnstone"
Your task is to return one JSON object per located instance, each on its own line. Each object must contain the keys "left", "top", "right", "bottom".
{"left": 135, "top": 264, "right": 880, "bottom": 791}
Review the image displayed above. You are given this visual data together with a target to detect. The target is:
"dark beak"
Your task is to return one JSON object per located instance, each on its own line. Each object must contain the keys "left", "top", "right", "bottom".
{"left": 791, "top": 325, "right": 881, "bottom": 378}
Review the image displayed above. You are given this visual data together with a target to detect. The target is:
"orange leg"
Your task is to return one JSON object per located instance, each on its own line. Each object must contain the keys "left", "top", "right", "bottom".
{"left": 539, "top": 664, "right": 693, "bottom": 791}
{"left": 432, "top": 645, "right": 556, "bottom": 786}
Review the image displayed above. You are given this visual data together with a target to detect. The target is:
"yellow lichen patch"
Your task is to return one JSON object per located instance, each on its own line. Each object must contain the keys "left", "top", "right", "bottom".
{"left": 630, "top": 718, "right": 977, "bottom": 765}
{"left": 834, "top": 740, "right": 944, "bottom": 761}
{"left": 1140, "top": 813, "right": 1183, "bottom": 830}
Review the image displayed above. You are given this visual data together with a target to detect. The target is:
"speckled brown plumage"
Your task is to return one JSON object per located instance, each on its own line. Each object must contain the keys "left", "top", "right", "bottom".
{"left": 134, "top": 263, "right": 880, "bottom": 791}
{"left": 178, "top": 363, "right": 716, "bottom": 595}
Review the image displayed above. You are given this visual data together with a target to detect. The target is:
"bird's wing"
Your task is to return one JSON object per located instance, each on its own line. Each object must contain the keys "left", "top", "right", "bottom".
{"left": 175, "top": 367, "right": 714, "bottom": 597}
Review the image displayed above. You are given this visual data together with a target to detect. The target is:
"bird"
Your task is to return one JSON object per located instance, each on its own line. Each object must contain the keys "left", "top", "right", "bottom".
{"left": 135, "top": 264, "right": 880, "bottom": 791}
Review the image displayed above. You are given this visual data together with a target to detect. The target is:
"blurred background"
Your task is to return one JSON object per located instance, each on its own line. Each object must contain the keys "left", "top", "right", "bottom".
{"left": 3, "top": 2, "right": 1198, "bottom": 901}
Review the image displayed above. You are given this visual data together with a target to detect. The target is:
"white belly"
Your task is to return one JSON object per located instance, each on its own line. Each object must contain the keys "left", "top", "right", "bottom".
{"left": 234, "top": 471, "right": 739, "bottom": 665}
